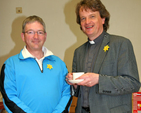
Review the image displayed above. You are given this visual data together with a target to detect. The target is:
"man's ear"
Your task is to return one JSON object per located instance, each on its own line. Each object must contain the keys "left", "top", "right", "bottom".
{"left": 21, "top": 33, "right": 25, "bottom": 42}
{"left": 102, "top": 18, "right": 105, "bottom": 24}
{"left": 45, "top": 32, "right": 47, "bottom": 41}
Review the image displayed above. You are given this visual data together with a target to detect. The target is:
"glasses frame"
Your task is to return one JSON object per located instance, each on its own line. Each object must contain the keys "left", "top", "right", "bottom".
{"left": 24, "top": 30, "right": 46, "bottom": 36}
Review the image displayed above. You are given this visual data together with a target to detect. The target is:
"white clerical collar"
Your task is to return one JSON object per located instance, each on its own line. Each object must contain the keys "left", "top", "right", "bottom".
{"left": 89, "top": 40, "right": 95, "bottom": 44}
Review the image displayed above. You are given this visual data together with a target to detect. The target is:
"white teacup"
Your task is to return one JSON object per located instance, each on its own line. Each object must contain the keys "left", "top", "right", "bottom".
{"left": 73, "top": 72, "right": 84, "bottom": 80}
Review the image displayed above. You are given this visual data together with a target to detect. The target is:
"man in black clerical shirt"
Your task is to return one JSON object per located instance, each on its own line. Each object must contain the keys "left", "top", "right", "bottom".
{"left": 66, "top": 0, "right": 140, "bottom": 113}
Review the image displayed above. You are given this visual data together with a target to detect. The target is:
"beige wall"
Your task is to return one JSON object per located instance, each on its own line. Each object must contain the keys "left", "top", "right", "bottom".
{"left": 0, "top": 0, "right": 141, "bottom": 86}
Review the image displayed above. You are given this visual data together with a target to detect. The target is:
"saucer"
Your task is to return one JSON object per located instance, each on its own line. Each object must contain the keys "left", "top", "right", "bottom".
{"left": 68, "top": 79, "right": 84, "bottom": 84}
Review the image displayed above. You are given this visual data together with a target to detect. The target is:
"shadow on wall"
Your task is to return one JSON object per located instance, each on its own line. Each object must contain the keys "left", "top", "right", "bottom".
{"left": 63, "top": 0, "right": 87, "bottom": 72}
{"left": 0, "top": 16, "right": 26, "bottom": 68}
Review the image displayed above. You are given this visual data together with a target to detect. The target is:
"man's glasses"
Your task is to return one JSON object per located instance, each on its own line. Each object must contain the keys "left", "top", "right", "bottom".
{"left": 24, "top": 30, "right": 45, "bottom": 36}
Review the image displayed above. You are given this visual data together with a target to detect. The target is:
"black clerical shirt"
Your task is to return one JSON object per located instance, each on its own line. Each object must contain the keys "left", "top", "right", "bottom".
{"left": 81, "top": 31, "right": 105, "bottom": 107}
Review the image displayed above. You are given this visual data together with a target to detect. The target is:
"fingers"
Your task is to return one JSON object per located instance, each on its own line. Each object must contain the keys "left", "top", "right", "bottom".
{"left": 86, "top": 81, "right": 92, "bottom": 87}
{"left": 66, "top": 73, "right": 73, "bottom": 79}
{"left": 78, "top": 81, "right": 92, "bottom": 87}
{"left": 66, "top": 72, "right": 97, "bottom": 87}
{"left": 77, "top": 73, "right": 94, "bottom": 87}
{"left": 66, "top": 72, "right": 74, "bottom": 85}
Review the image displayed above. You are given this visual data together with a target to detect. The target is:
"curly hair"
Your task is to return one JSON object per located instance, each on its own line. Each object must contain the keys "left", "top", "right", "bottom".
{"left": 76, "top": 0, "right": 110, "bottom": 31}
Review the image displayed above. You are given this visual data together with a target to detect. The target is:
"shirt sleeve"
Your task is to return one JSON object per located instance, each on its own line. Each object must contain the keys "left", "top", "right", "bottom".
{"left": 98, "top": 38, "right": 141, "bottom": 95}
{"left": 0, "top": 63, "right": 34, "bottom": 113}
{"left": 52, "top": 62, "right": 71, "bottom": 113}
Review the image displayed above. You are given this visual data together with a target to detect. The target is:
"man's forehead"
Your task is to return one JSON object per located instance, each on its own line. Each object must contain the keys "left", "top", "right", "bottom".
{"left": 80, "top": 6, "right": 97, "bottom": 12}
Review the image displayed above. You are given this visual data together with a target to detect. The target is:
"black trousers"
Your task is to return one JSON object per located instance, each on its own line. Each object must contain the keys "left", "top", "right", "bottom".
{"left": 82, "top": 107, "right": 90, "bottom": 113}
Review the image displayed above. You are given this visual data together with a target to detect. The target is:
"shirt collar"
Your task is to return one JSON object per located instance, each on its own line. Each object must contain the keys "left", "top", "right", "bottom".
{"left": 22, "top": 46, "right": 53, "bottom": 59}
{"left": 88, "top": 31, "right": 105, "bottom": 45}
{"left": 89, "top": 40, "right": 95, "bottom": 44}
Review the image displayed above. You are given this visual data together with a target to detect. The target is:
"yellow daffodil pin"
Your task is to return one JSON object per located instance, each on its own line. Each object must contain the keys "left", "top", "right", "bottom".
{"left": 47, "top": 64, "right": 53, "bottom": 70}
{"left": 103, "top": 45, "right": 110, "bottom": 52}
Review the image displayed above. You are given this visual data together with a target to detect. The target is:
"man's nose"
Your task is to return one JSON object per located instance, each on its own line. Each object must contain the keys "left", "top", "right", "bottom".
{"left": 85, "top": 18, "right": 90, "bottom": 24}
{"left": 33, "top": 32, "right": 38, "bottom": 38}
